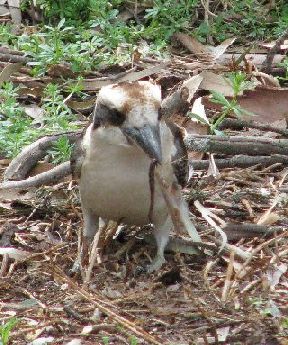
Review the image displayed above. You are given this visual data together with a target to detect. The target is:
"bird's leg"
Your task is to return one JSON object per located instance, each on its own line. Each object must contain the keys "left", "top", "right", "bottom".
{"left": 146, "top": 216, "right": 172, "bottom": 273}
{"left": 72, "top": 207, "right": 99, "bottom": 273}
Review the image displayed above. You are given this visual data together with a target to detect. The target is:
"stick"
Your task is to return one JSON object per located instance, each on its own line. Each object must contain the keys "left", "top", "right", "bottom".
{"left": 4, "top": 131, "right": 81, "bottom": 181}
{"left": 192, "top": 155, "right": 288, "bottom": 170}
{"left": 0, "top": 162, "right": 71, "bottom": 189}
{"left": 219, "top": 118, "right": 288, "bottom": 137}
{"left": 184, "top": 134, "right": 288, "bottom": 156}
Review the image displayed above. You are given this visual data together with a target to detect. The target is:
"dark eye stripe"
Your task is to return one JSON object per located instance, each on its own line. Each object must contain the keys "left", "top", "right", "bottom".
{"left": 92, "top": 103, "right": 126, "bottom": 128}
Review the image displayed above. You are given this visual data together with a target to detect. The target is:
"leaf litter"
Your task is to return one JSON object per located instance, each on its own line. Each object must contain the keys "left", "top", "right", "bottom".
{"left": 0, "top": 7, "right": 288, "bottom": 345}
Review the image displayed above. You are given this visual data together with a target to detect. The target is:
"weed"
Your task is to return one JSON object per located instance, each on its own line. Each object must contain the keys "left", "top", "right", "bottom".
{"left": 0, "top": 82, "right": 37, "bottom": 157}
{"left": 129, "top": 336, "right": 139, "bottom": 345}
{"left": 42, "top": 83, "right": 77, "bottom": 131}
{"left": 0, "top": 317, "right": 19, "bottom": 345}
{"left": 0, "top": 82, "right": 77, "bottom": 158}
{"left": 47, "top": 136, "right": 74, "bottom": 164}
{"left": 102, "top": 336, "right": 110, "bottom": 345}
{"left": 189, "top": 72, "right": 255, "bottom": 135}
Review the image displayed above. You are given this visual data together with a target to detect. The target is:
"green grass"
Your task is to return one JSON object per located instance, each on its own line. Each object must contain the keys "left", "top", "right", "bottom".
{"left": 0, "top": 318, "right": 19, "bottom": 345}
{"left": 0, "top": 81, "right": 77, "bottom": 159}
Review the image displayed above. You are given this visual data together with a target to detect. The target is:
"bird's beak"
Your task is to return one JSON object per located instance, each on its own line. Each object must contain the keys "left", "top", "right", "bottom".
{"left": 122, "top": 124, "right": 162, "bottom": 163}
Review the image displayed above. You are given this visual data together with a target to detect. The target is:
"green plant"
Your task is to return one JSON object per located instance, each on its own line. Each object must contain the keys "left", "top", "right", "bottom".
{"left": 129, "top": 336, "right": 139, "bottom": 345}
{"left": 278, "top": 57, "right": 288, "bottom": 82}
{"left": 0, "top": 82, "right": 38, "bottom": 157}
{"left": 47, "top": 136, "right": 74, "bottom": 164}
{"left": 102, "top": 336, "right": 110, "bottom": 345}
{"left": 209, "top": 72, "right": 255, "bottom": 134}
{"left": 0, "top": 82, "right": 78, "bottom": 158}
{"left": 188, "top": 72, "right": 255, "bottom": 135}
{"left": 144, "top": 0, "right": 198, "bottom": 41}
{"left": 0, "top": 317, "right": 19, "bottom": 345}
{"left": 36, "top": 0, "right": 91, "bottom": 23}
{"left": 42, "top": 83, "right": 76, "bottom": 131}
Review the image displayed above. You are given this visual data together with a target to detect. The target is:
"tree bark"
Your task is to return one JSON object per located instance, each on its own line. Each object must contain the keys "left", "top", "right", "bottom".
{"left": 184, "top": 134, "right": 288, "bottom": 156}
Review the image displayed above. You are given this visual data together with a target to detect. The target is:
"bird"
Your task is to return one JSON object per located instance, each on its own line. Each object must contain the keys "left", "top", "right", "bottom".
{"left": 71, "top": 80, "right": 201, "bottom": 273}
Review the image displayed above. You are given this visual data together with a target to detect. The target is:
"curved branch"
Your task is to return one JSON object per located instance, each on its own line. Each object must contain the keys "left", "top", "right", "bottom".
{"left": 4, "top": 131, "right": 81, "bottom": 181}
{"left": 1, "top": 162, "right": 71, "bottom": 189}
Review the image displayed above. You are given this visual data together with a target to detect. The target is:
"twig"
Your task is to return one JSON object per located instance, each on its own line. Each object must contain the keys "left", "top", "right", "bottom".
{"left": 192, "top": 155, "right": 288, "bottom": 170}
{"left": 223, "top": 223, "right": 285, "bottom": 241}
{"left": 262, "top": 28, "right": 288, "bottom": 74}
{"left": 219, "top": 118, "right": 288, "bottom": 137}
{"left": 4, "top": 131, "right": 81, "bottom": 180}
{"left": 184, "top": 134, "right": 288, "bottom": 156}
{"left": 0, "top": 162, "right": 71, "bottom": 189}
{"left": 53, "top": 265, "right": 164, "bottom": 345}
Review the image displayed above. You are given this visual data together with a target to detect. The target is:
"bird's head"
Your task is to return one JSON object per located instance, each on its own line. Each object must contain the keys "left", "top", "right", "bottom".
{"left": 92, "top": 81, "right": 163, "bottom": 163}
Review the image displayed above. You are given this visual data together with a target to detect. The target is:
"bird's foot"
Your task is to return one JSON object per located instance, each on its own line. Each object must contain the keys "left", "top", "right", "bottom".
{"left": 134, "top": 255, "right": 165, "bottom": 276}
{"left": 146, "top": 255, "right": 166, "bottom": 273}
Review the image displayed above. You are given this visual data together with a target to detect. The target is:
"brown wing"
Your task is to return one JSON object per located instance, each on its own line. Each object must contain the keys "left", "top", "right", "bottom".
{"left": 165, "top": 120, "right": 189, "bottom": 188}
{"left": 70, "top": 131, "right": 85, "bottom": 179}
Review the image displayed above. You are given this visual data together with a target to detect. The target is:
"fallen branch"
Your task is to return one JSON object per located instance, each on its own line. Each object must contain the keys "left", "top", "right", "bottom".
{"left": 192, "top": 154, "right": 288, "bottom": 170}
{"left": 4, "top": 131, "right": 81, "bottom": 181}
{"left": 184, "top": 134, "right": 288, "bottom": 156}
{"left": 0, "top": 162, "right": 70, "bottom": 189}
{"left": 219, "top": 118, "right": 288, "bottom": 137}
{"left": 223, "top": 223, "right": 285, "bottom": 241}
{"left": 0, "top": 52, "right": 27, "bottom": 64}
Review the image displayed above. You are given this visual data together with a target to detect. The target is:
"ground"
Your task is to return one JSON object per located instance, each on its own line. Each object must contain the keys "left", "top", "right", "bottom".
{"left": 1, "top": 158, "right": 287, "bottom": 344}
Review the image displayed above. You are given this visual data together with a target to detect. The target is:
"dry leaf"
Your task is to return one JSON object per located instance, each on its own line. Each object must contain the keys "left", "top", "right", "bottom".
{"left": 207, "top": 37, "right": 236, "bottom": 59}
{"left": 267, "top": 263, "right": 287, "bottom": 291}
{"left": 182, "top": 74, "right": 203, "bottom": 101}
{"left": 0, "top": 247, "right": 30, "bottom": 260}
{"left": 0, "top": 62, "right": 22, "bottom": 84}
{"left": 82, "top": 63, "right": 167, "bottom": 90}
{"left": 173, "top": 33, "right": 213, "bottom": 58}
{"left": 200, "top": 71, "right": 235, "bottom": 97}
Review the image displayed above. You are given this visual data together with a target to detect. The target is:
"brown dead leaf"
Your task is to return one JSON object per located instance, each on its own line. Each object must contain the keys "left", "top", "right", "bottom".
{"left": 47, "top": 63, "right": 75, "bottom": 78}
{"left": 173, "top": 32, "right": 213, "bottom": 59}
{"left": 82, "top": 63, "right": 168, "bottom": 90}
{"left": 204, "top": 86, "right": 288, "bottom": 126}
{"left": 182, "top": 74, "right": 203, "bottom": 101}
{"left": 28, "top": 162, "right": 55, "bottom": 177}
{"left": 0, "top": 62, "right": 22, "bottom": 84}
{"left": 66, "top": 96, "right": 96, "bottom": 111}
{"left": 23, "top": 104, "right": 45, "bottom": 126}
{"left": 199, "top": 71, "right": 235, "bottom": 97}
{"left": 174, "top": 33, "right": 235, "bottom": 61}
{"left": 18, "top": 86, "right": 44, "bottom": 99}
{"left": 207, "top": 37, "right": 236, "bottom": 59}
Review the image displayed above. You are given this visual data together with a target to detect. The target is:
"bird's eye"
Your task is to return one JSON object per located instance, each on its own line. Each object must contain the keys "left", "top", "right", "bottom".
{"left": 158, "top": 108, "right": 163, "bottom": 120}
{"left": 93, "top": 103, "right": 125, "bottom": 128}
{"left": 109, "top": 108, "right": 125, "bottom": 126}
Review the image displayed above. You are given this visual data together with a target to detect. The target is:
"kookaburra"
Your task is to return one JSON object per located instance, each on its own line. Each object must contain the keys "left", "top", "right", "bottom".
{"left": 71, "top": 81, "right": 200, "bottom": 273}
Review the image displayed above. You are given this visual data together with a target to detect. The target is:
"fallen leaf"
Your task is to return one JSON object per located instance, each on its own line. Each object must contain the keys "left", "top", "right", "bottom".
{"left": 28, "top": 337, "right": 55, "bottom": 345}
{"left": 200, "top": 71, "right": 235, "bottom": 97}
{"left": 0, "top": 247, "right": 30, "bottom": 260}
{"left": 0, "top": 62, "right": 22, "bottom": 84}
{"left": 82, "top": 63, "right": 168, "bottom": 90}
{"left": 203, "top": 86, "right": 288, "bottom": 127}
{"left": 173, "top": 33, "right": 213, "bottom": 59}
{"left": 208, "top": 37, "right": 236, "bottom": 59}
{"left": 182, "top": 74, "right": 203, "bottom": 101}
{"left": 23, "top": 104, "right": 45, "bottom": 126}
{"left": 267, "top": 263, "right": 287, "bottom": 291}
